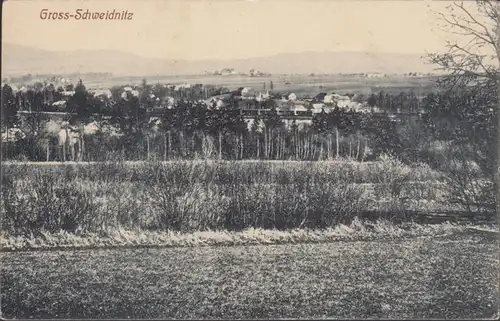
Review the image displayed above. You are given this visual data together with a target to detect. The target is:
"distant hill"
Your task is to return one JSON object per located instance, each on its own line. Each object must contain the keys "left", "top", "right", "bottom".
{"left": 2, "top": 43, "right": 438, "bottom": 77}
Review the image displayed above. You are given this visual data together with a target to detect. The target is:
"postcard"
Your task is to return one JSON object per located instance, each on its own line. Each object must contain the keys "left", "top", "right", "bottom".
{"left": 1, "top": 0, "right": 498, "bottom": 319}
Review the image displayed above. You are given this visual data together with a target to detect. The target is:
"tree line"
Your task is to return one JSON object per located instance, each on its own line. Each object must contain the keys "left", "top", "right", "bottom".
{"left": 1, "top": 78, "right": 436, "bottom": 162}
{"left": 0, "top": 77, "right": 495, "bottom": 168}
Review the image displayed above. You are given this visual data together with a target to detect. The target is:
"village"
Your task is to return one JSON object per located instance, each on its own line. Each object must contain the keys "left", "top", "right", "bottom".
{"left": 2, "top": 70, "right": 428, "bottom": 152}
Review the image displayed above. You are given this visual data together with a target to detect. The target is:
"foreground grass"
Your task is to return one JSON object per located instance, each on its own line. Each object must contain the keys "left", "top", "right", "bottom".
{"left": 1, "top": 228, "right": 498, "bottom": 319}
{"left": 0, "top": 219, "right": 492, "bottom": 252}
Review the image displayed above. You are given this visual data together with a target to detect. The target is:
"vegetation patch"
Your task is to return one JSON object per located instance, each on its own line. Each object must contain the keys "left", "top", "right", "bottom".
{"left": 1, "top": 158, "right": 464, "bottom": 237}
{"left": 2, "top": 219, "right": 493, "bottom": 252}
{"left": 1, "top": 229, "right": 497, "bottom": 319}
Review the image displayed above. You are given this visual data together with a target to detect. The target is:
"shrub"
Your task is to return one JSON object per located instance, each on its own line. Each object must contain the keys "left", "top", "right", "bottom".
{"left": 1, "top": 172, "right": 98, "bottom": 235}
{"left": 1, "top": 158, "right": 446, "bottom": 235}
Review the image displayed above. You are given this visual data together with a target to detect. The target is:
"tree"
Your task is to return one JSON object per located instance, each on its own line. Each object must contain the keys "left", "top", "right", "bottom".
{"left": 70, "top": 79, "right": 90, "bottom": 118}
{"left": 23, "top": 90, "right": 50, "bottom": 160}
{"left": 367, "top": 93, "right": 377, "bottom": 108}
{"left": 428, "top": 0, "right": 499, "bottom": 214}
{"left": 429, "top": 1, "right": 499, "bottom": 83}
{"left": 67, "top": 79, "right": 92, "bottom": 161}
{"left": 1, "top": 84, "right": 19, "bottom": 160}
{"left": 312, "top": 109, "right": 328, "bottom": 133}
{"left": 1, "top": 84, "right": 17, "bottom": 128}
{"left": 423, "top": 83, "right": 497, "bottom": 212}
{"left": 263, "top": 105, "right": 284, "bottom": 130}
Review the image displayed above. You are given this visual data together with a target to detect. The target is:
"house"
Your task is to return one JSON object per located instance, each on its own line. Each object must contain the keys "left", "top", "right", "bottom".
{"left": 276, "top": 100, "right": 295, "bottom": 111}
{"left": 174, "top": 83, "right": 191, "bottom": 91}
{"left": 336, "top": 95, "right": 351, "bottom": 108}
{"left": 241, "top": 87, "right": 255, "bottom": 98}
{"left": 293, "top": 104, "right": 309, "bottom": 115}
{"left": 249, "top": 69, "right": 267, "bottom": 77}
{"left": 89, "top": 89, "right": 112, "bottom": 99}
{"left": 312, "top": 103, "right": 326, "bottom": 114}
{"left": 52, "top": 100, "right": 67, "bottom": 110}
{"left": 205, "top": 97, "right": 226, "bottom": 109}
{"left": 313, "top": 92, "right": 328, "bottom": 102}
{"left": 365, "top": 73, "right": 386, "bottom": 78}
{"left": 221, "top": 68, "right": 236, "bottom": 75}
{"left": 324, "top": 94, "right": 334, "bottom": 104}
{"left": 255, "top": 91, "right": 270, "bottom": 102}
{"left": 288, "top": 93, "right": 297, "bottom": 101}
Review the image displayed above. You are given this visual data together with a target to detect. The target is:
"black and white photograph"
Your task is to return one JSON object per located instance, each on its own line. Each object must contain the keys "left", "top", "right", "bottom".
{"left": 1, "top": 0, "right": 499, "bottom": 319}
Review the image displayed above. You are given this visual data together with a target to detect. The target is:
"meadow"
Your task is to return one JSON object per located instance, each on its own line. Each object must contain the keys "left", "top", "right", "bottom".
{"left": 1, "top": 227, "right": 497, "bottom": 319}
{"left": 70, "top": 73, "right": 439, "bottom": 96}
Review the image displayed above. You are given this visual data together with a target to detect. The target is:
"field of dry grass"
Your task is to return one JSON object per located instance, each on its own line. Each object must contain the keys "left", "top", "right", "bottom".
{"left": 1, "top": 228, "right": 497, "bottom": 319}
{"left": 2, "top": 219, "right": 492, "bottom": 252}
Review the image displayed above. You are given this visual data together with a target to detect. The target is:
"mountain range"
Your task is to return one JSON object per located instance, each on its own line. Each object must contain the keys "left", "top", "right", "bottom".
{"left": 2, "top": 43, "right": 438, "bottom": 77}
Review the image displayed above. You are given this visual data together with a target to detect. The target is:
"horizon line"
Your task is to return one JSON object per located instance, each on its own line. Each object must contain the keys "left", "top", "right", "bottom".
{"left": 2, "top": 42, "right": 430, "bottom": 62}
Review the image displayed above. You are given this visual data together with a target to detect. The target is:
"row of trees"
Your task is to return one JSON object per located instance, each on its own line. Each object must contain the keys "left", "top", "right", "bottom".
{"left": 2, "top": 76, "right": 491, "bottom": 165}
{"left": 2, "top": 81, "right": 423, "bottom": 162}
{"left": 366, "top": 91, "right": 424, "bottom": 113}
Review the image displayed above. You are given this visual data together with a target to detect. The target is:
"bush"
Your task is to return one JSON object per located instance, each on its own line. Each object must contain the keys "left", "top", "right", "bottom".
{"left": 1, "top": 171, "right": 98, "bottom": 235}
{"left": 1, "top": 158, "right": 446, "bottom": 236}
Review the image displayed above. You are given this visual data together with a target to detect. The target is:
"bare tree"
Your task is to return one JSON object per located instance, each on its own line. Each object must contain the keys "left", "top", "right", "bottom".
{"left": 429, "top": 1, "right": 499, "bottom": 82}
{"left": 428, "top": 0, "right": 500, "bottom": 215}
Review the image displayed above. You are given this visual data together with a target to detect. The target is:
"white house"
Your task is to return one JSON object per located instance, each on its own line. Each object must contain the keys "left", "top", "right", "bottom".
{"left": 336, "top": 95, "right": 351, "bottom": 108}
{"left": 52, "top": 100, "right": 67, "bottom": 109}
{"left": 241, "top": 87, "right": 254, "bottom": 98}
{"left": 174, "top": 83, "right": 191, "bottom": 91}
{"left": 255, "top": 91, "right": 270, "bottom": 102}
{"left": 324, "top": 94, "right": 334, "bottom": 104}
{"left": 312, "top": 103, "right": 325, "bottom": 114}
{"left": 89, "top": 89, "right": 112, "bottom": 99}
{"left": 293, "top": 104, "right": 309, "bottom": 115}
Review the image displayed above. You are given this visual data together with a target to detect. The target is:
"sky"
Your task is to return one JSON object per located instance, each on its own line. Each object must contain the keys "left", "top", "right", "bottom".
{"left": 1, "top": 0, "right": 484, "bottom": 61}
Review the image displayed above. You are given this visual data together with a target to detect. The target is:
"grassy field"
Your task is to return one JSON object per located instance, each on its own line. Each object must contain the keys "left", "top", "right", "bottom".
{"left": 78, "top": 74, "right": 438, "bottom": 96}
{"left": 1, "top": 219, "right": 488, "bottom": 251}
{"left": 1, "top": 228, "right": 497, "bottom": 319}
